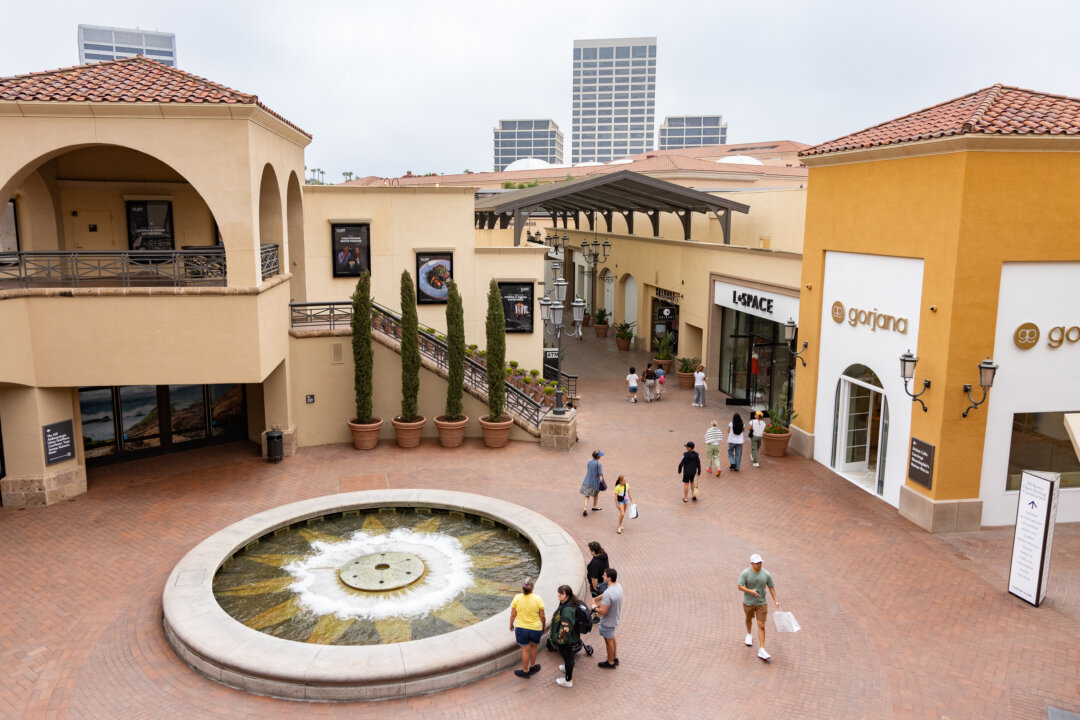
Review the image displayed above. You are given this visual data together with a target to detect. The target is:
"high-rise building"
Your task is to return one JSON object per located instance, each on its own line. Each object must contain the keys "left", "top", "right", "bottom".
{"left": 493, "top": 119, "right": 564, "bottom": 171}
{"left": 658, "top": 115, "right": 727, "bottom": 150}
{"left": 571, "top": 37, "right": 656, "bottom": 164}
{"left": 78, "top": 24, "right": 176, "bottom": 66}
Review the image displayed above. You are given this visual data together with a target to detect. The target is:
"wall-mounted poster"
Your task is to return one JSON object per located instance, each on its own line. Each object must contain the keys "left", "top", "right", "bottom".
{"left": 126, "top": 200, "right": 174, "bottom": 251}
{"left": 498, "top": 282, "right": 534, "bottom": 333}
{"left": 332, "top": 223, "right": 371, "bottom": 277}
{"left": 416, "top": 252, "right": 453, "bottom": 304}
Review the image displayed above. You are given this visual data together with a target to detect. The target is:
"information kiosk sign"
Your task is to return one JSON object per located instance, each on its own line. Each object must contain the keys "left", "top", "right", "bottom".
{"left": 1008, "top": 470, "right": 1061, "bottom": 606}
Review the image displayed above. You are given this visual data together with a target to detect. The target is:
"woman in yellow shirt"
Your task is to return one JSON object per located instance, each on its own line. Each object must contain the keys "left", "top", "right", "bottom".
{"left": 614, "top": 476, "right": 635, "bottom": 534}
{"left": 509, "top": 577, "right": 546, "bottom": 678}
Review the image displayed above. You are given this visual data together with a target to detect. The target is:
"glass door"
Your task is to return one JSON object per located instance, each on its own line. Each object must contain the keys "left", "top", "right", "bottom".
{"left": 842, "top": 382, "right": 872, "bottom": 472}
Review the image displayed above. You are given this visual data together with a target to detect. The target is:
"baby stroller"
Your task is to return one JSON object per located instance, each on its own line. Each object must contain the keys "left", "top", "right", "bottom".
{"left": 545, "top": 598, "right": 595, "bottom": 657}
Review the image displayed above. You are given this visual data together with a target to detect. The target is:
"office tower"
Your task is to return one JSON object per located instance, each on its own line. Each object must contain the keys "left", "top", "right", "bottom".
{"left": 493, "top": 119, "right": 564, "bottom": 171}
{"left": 571, "top": 37, "right": 656, "bottom": 164}
{"left": 78, "top": 24, "right": 177, "bottom": 66}
{"left": 658, "top": 115, "right": 728, "bottom": 150}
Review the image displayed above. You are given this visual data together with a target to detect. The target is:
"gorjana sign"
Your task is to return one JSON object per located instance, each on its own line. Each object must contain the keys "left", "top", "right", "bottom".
{"left": 1013, "top": 321, "right": 1080, "bottom": 350}
{"left": 830, "top": 300, "right": 908, "bottom": 334}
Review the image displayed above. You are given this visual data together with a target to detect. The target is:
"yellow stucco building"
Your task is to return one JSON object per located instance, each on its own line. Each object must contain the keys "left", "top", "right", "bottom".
{"left": 791, "top": 84, "right": 1080, "bottom": 530}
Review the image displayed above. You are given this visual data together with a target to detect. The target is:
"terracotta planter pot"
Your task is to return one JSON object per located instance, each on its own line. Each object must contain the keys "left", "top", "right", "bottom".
{"left": 434, "top": 415, "right": 469, "bottom": 448}
{"left": 391, "top": 415, "right": 426, "bottom": 448}
{"left": 479, "top": 415, "right": 514, "bottom": 448}
{"left": 594, "top": 324, "right": 609, "bottom": 338}
{"left": 615, "top": 337, "right": 631, "bottom": 351}
{"left": 654, "top": 358, "right": 673, "bottom": 374}
{"left": 582, "top": 314, "right": 592, "bottom": 327}
{"left": 676, "top": 371, "right": 695, "bottom": 390}
{"left": 762, "top": 430, "right": 792, "bottom": 457}
{"left": 347, "top": 417, "right": 383, "bottom": 450}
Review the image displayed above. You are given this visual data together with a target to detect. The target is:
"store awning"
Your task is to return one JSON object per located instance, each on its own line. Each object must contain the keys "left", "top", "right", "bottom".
{"left": 474, "top": 170, "right": 750, "bottom": 246}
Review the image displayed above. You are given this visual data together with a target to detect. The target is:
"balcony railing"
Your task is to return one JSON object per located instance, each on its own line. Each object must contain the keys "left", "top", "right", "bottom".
{"left": 290, "top": 300, "right": 566, "bottom": 430}
{"left": 260, "top": 243, "right": 280, "bottom": 280}
{"left": 0, "top": 248, "right": 227, "bottom": 288}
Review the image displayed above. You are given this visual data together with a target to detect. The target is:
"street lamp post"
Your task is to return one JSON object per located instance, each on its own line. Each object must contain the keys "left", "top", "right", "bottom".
{"left": 579, "top": 237, "right": 611, "bottom": 317}
{"left": 540, "top": 233, "right": 586, "bottom": 415}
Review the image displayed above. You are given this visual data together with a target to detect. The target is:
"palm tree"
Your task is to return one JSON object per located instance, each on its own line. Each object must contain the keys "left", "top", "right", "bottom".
{"left": 342, "top": 171, "right": 354, "bottom": 182}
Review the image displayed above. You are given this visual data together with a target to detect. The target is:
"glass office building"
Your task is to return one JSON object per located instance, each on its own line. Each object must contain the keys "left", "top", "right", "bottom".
{"left": 571, "top": 37, "right": 657, "bottom": 164}
{"left": 493, "top": 120, "right": 564, "bottom": 171}
{"left": 78, "top": 24, "right": 176, "bottom": 66}
{"left": 658, "top": 115, "right": 727, "bottom": 150}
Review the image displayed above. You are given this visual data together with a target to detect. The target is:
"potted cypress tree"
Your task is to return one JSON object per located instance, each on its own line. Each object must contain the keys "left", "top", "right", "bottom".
{"left": 392, "top": 270, "right": 426, "bottom": 447}
{"left": 762, "top": 403, "right": 799, "bottom": 457}
{"left": 479, "top": 279, "right": 513, "bottom": 447}
{"left": 435, "top": 280, "right": 468, "bottom": 447}
{"left": 593, "top": 307, "right": 610, "bottom": 338}
{"left": 347, "top": 271, "right": 383, "bottom": 449}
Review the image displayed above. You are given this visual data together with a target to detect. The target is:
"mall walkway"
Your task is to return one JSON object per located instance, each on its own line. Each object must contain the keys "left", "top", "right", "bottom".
{"left": 0, "top": 330, "right": 1077, "bottom": 719}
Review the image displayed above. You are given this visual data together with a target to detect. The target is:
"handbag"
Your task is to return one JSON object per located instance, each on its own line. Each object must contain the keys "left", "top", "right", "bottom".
{"left": 629, "top": 503, "right": 639, "bottom": 519}
{"left": 598, "top": 477, "right": 608, "bottom": 492}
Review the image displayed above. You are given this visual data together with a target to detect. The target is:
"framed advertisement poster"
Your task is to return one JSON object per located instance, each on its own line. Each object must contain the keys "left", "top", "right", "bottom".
{"left": 332, "top": 223, "right": 371, "bottom": 277}
{"left": 126, "top": 200, "right": 174, "bottom": 251}
{"left": 415, "top": 252, "right": 453, "bottom": 304}
{"left": 498, "top": 282, "right": 534, "bottom": 333}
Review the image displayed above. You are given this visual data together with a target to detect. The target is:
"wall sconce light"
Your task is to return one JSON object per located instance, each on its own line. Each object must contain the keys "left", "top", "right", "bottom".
{"left": 962, "top": 357, "right": 999, "bottom": 417}
{"left": 783, "top": 319, "right": 808, "bottom": 367}
{"left": 900, "top": 350, "right": 930, "bottom": 412}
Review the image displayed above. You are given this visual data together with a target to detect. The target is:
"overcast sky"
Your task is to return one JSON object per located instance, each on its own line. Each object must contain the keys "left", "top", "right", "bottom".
{"left": 3, "top": 0, "right": 1079, "bottom": 181}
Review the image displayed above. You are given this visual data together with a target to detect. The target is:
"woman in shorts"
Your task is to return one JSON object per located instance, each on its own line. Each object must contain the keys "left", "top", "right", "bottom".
{"left": 613, "top": 476, "right": 635, "bottom": 534}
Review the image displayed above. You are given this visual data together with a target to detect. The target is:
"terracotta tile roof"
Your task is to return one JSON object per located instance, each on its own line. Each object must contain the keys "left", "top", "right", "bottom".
{"left": 802, "top": 84, "right": 1080, "bottom": 157}
{"left": 0, "top": 56, "right": 310, "bottom": 137}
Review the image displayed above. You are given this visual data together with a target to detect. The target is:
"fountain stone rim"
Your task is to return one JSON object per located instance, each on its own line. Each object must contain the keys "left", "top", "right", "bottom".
{"left": 162, "top": 489, "right": 585, "bottom": 702}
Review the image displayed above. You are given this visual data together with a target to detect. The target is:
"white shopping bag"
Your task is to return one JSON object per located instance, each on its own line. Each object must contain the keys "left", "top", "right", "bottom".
{"left": 629, "top": 503, "right": 639, "bottom": 519}
{"left": 773, "top": 610, "right": 800, "bottom": 633}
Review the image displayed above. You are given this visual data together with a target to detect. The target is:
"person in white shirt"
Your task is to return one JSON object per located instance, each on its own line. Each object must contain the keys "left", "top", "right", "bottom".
{"left": 704, "top": 420, "right": 724, "bottom": 475}
{"left": 626, "top": 367, "right": 639, "bottom": 403}
{"left": 692, "top": 364, "right": 707, "bottom": 407}
{"left": 749, "top": 411, "right": 767, "bottom": 468}
{"left": 727, "top": 413, "right": 745, "bottom": 471}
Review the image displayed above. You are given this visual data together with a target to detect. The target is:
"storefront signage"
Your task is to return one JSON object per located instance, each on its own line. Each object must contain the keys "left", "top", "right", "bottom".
{"left": 830, "top": 300, "right": 908, "bottom": 334}
{"left": 1008, "top": 471, "right": 1061, "bottom": 607}
{"left": 1013, "top": 321, "right": 1080, "bottom": 350}
{"left": 907, "top": 437, "right": 934, "bottom": 489}
{"left": 654, "top": 288, "right": 681, "bottom": 305}
{"left": 43, "top": 419, "right": 75, "bottom": 466}
{"left": 498, "top": 282, "right": 534, "bottom": 334}
{"left": 543, "top": 348, "right": 560, "bottom": 381}
{"left": 714, "top": 281, "right": 799, "bottom": 324}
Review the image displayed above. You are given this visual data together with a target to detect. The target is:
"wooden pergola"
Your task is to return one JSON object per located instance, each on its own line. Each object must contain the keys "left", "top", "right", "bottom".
{"left": 474, "top": 170, "right": 750, "bottom": 246}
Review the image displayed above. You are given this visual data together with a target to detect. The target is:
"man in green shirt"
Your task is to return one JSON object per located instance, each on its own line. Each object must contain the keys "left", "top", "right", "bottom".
{"left": 738, "top": 553, "right": 781, "bottom": 662}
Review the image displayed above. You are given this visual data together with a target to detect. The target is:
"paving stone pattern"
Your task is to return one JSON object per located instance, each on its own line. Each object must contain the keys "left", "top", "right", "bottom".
{"left": 1, "top": 334, "right": 1078, "bottom": 719}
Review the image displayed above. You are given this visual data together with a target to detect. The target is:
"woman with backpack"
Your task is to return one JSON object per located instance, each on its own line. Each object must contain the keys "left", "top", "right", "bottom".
{"left": 728, "top": 413, "right": 746, "bottom": 471}
{"left": 551, "top": 584, "right": 582, "bottom": 688}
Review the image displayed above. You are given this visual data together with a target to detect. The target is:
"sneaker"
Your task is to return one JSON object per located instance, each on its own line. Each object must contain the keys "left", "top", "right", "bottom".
{"left": 514, "top": 669, "right": 530, "bottom": 678}
{"left": 528, "top": 664, "right": 541, "bottom": 675}
{"left": 745, "top": 633, "right": 753, "bottom": 647}
{"left": 758, "top": 648, "right": 771, "bottom": 662}
{"left": 613, "top": 658, "right": 620, "bottom": 665}
{"left": 558, "top": 665, "right": 566, "bottom": 673}
{"left": 754, "top": 462, "right": 759, "bottom": 468}
{"left": 555, "top": 678, "right": 573, "bottom": 688}
{"left": 706, "top": 468, "right": 713, "bottom": 474}
{"left": 597, "top": 661, "right": 616, "bottom": 669}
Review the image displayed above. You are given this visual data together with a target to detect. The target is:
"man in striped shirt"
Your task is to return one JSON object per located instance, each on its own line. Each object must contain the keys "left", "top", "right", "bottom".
{"left": 704, "top": 421, "right": 724, "bottom": 476}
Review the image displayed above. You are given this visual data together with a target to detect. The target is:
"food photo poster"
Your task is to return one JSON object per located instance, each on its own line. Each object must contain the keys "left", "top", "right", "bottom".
{"left": 416, "top": 252, "right": 453, "bottom": 304}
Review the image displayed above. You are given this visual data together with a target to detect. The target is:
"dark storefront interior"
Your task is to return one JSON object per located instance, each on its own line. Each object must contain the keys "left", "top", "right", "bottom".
{"left": 719, "top": 307, "right": 794, "bottom": 410}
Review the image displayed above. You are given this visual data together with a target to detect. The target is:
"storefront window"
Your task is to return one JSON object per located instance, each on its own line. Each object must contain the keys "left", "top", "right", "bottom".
{"left": 1007, "top": 412, "right": 1080, "bottom": 490}
{"left": 121, "top": 385, "right": 161, "bottom": 451}
{"left": 79, "top": 387, "right": 117, "bottom": 458}
{"left": 169, "top": 385, "right": 207, "bottom": 444}
{"left": 718, "top": 308, "right": 794, "bottom": 409}
{"left": 210, "top": 384, "right": 246, "bottom": 438}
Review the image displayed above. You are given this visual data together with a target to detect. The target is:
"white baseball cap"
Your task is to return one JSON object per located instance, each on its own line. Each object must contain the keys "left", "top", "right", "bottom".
{"left": 749, "top": 554, "right": 763, "bottom": 564}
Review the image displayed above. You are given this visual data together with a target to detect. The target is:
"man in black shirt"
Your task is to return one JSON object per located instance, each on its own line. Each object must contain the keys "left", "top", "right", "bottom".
{"left": 678, "top": 441, "right": 702, "bottom": 503}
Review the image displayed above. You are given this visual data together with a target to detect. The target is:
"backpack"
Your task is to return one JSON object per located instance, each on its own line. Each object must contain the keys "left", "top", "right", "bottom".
{"left": 574, "top": 601, "right": 593, "bottom": 636}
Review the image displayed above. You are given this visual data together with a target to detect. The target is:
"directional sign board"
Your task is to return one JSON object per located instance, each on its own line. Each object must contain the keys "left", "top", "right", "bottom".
{"left": 1008, "top": 470, "right": 1061, "bottom": 606}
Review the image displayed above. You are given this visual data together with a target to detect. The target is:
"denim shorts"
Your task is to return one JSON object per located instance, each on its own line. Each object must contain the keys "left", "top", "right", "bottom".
{"left": 598, "top": 623, "right": 616, "bottom": 639}
{"left": 515, "top": 627, "right": 542, "bottom": 646}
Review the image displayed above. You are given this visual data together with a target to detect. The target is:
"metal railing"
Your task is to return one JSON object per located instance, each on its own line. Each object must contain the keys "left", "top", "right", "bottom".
{"left": 289, "top": 300, "right": 548, "bottom": 429}
{"left": 260, "top": 244, "right": 280, "bottom": 280}
{"left": 0, "top": 247, "right": 228, "bottom": 288}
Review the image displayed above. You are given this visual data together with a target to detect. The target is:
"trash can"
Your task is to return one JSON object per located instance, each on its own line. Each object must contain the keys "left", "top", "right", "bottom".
{"left": 266, "top": 430, "right": 284, "bottom": 463}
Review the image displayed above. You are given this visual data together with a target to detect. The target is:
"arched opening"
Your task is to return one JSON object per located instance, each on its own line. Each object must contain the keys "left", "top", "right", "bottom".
{"left": 286, "top": 171, "right": 305, "bottom": 298}
{"left": 600, "top": 268, "right": 614, "bottom": 315}
{"left": 831, "top": 363, "right": 889, "bottom": 496}
{"left": 0, "top": 144, "right": 224, "bottom": 287}
{"left": 621, "top": 274, "right": 638, "bottom": 327}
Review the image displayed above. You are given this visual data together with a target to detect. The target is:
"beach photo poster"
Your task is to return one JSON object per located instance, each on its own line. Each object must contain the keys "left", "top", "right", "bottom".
{"left": 331, "top": 223, "right": 371, "bottom": 277}
{"left": 416, "top": 252, "right": 453, "bottom": 304}
{"left": 499, "top": 282, "right": 534, "bottom": 333}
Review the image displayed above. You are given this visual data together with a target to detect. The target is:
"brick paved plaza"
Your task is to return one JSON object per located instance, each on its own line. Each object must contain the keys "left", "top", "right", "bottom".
{"left": 1, "top": 336, "right": 1078, "bottom": 720}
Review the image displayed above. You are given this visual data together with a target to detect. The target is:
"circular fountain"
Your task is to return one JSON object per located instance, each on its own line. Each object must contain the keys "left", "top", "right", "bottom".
{"left": 163, "top": 490, "right": 583, "bottom": 701}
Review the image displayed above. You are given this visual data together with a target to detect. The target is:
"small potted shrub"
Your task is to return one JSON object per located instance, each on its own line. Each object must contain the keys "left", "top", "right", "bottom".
{"left": 542, "top": 384, "right": 556, "bottom": 406}
{"left": 392, "top": 270, "right": 426, "bottom": 447}
{"left": 593, "top": 307, "right": 610, "bottom": 338}
{"left": 614, "top": 320, "right": 635, "bottom": 351}
{"left": 347, "top": 272, "right": 383, "bottom": 449}
{"left": 676, "top": 356, "right": 700, "bottom": 390}
{"left": 476, "top": 349, "right": 487, "bottom": 366}
{"left": 762, "top": 403, "right": 799, "bottom": 457}
{"left": 652, "top": 332, "right": 676, "bottom": 374}
{"left": 479, "top": 279, "right": 513, "bottom": 447}
{"left": 435, "top": 280, "right": 468, "bottom": 447}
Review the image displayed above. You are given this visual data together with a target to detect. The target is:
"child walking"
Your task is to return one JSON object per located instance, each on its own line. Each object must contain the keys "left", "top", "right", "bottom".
{"left": 626, "top": 367, "right": 639, "bottom": 403}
